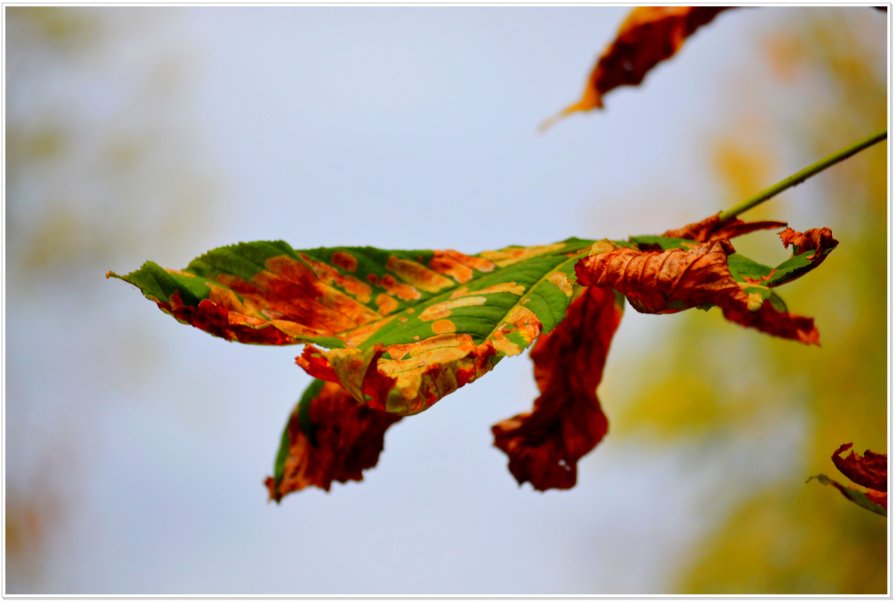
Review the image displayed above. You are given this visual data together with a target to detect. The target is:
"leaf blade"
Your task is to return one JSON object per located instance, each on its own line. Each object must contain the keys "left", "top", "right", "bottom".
{"left": 112, "top": 238, "right": 597, "bottom": 415}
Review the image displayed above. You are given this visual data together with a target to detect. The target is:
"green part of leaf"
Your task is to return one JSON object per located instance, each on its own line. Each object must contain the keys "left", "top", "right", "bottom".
{"left": 767, "top": 249, "right": 834, "bottom": 287}
{"left": 297, "top": 379, "right": 325, "bottom": 447}
{"left": 727, "top": 246, "right": 835, "bottom": 291}
{"left": 766, "top": 291, "right": 787, "bottom": 313}
{"left": 187, "top": 240, "right": 300, "bottom": 282}
{"left": 727, "top": 253, "right": 774, "bottom": 283}
{"left": 808, "top": 474, "right": 887, "bottom": 516}
{"left": 109, "top": 260, "right": 210, "bottom": 305}
{"left": 726, "top": 247, "right": 834, "bottom": 313}
{"left": 273, "top": 379, "right": 326, "bottom": 489}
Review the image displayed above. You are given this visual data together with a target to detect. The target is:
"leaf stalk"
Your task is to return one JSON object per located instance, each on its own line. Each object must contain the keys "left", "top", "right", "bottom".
{"left": 718, "top": 128, "right": 887, "bottom": 221}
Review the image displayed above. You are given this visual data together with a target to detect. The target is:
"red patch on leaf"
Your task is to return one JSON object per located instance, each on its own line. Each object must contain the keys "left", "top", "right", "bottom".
{"left": 156, "top": 254, "right": 388, "bottom": 345}
{"left": 210, "top": 255, "right": 381, "bottom": 341}
{"left": 161, "top": 292, "right": 294, "bottom": 345}
{"left": 491, "top": 286, "right": 623, "bottom": 490}
{"left": 429, "top": 250, "right": 495, "bottom": 284}
{"left": 265, "top": 381, "right": 401, "bottom": 500}
{"left": 296, "top": 346, "right": 341, "bottom": 383}
{"left": 331, "top": 251, "right": 358, "bottom": 272}
{"left": 576, "top": 239, "right": 820, "bottom": 344}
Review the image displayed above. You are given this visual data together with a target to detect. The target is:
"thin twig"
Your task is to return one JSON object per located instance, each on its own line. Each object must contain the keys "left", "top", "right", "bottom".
{"left": 718, "top": 129, "right": 887, "bottom": 221}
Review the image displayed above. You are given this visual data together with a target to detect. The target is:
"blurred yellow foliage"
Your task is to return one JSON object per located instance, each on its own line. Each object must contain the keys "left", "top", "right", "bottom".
{"left": 609, "top": 8, "right": 886, "bottom": 594}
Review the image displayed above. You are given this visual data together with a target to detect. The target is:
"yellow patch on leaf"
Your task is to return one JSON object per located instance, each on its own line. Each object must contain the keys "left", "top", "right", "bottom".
{"left": 375, "top": 293, "right": 400, "bottom": 315}
{"left": 491, "top": 306, "right": 542, "bottom": 356}
{"left": 547, "top": 272, "right": 574, "bottom": 297}
{"left": 431, "top": 319, "right": 457, "bottom": 334}
{"left": 451, "top": 282, "right": 526, "bottom": 299}
{"left": 479, "top": 242, "right": 567, "bottom": 267}
{"left": 386, "top": 256, "right": 455, "bottom": 293}
{"left": 342, "top": 315, "right": 398, "bottom": 347}
{"left": 429, "top": 250, "right": 495, "bottom": 283}
{"left": 298, "top": 333, "right": 503, "bottom": 415}
{"left": 419, "top": 296, "right": 488, "bottom": 321}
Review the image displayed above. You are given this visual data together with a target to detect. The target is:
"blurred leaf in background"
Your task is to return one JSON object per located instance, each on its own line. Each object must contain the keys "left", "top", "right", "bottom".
{"left": 605, "top": 8, "right": 886, "bottom": 594}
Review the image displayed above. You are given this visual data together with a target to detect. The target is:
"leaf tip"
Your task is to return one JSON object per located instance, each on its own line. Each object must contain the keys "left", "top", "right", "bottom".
{"left": 538, "top": 89, "right": 604, "bottom": 133}
{"left": 106, "top": 270, "right": 129, "bottom": 282}
{"left": 264, "top": 477, "right": 283, "bottom": 504}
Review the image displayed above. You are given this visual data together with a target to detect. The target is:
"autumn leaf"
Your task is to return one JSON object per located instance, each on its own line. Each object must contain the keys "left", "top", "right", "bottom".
{"left": 543, "top": 6, "right": 731, "bottom": 128}
{"left": 111, "top": 218, "right": 838, "bottom": 498}
{"left": 110, "top": 219, "right": 835, "bottom": 419}
{"left": 808, "top": 443, "right": 887, "bottom": 516}
{"left": 492, "top": 286, "right": 623, "bottom": 490}
{"left": 576, "top": 218, "right": 837, "bottom": 345}
{"left": 265, "top": 379, "right": 401, "bottom": 501}
{"left": 108, "top": 238, "right": 594, "bottom": 415}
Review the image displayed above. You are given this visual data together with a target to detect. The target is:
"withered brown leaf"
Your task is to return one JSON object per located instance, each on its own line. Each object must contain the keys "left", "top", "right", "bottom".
{"left": 575, "top": 223, "right": 822, "bottom": 345}
{"left": 492, "top": 286, "right": 623, "bottom": 490}
{"left": 544, "top": 6, "right": 732, "bottom": 127}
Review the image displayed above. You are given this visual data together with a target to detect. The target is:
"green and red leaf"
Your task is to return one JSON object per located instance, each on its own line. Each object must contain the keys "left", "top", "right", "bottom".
{"left": 809, "top": 443, "right": 887, "bottom": 516}
{"left": 109, "top": 238, "right": 594, "bottom": 415}
{"left": 111, "top": 214, "right": 838, "bottom": 499}
{"left": 492, "top": 286, "right": 623, "bottom": 490}
{"left": 265, "top": 379, "right": 402, "bottom": 500}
